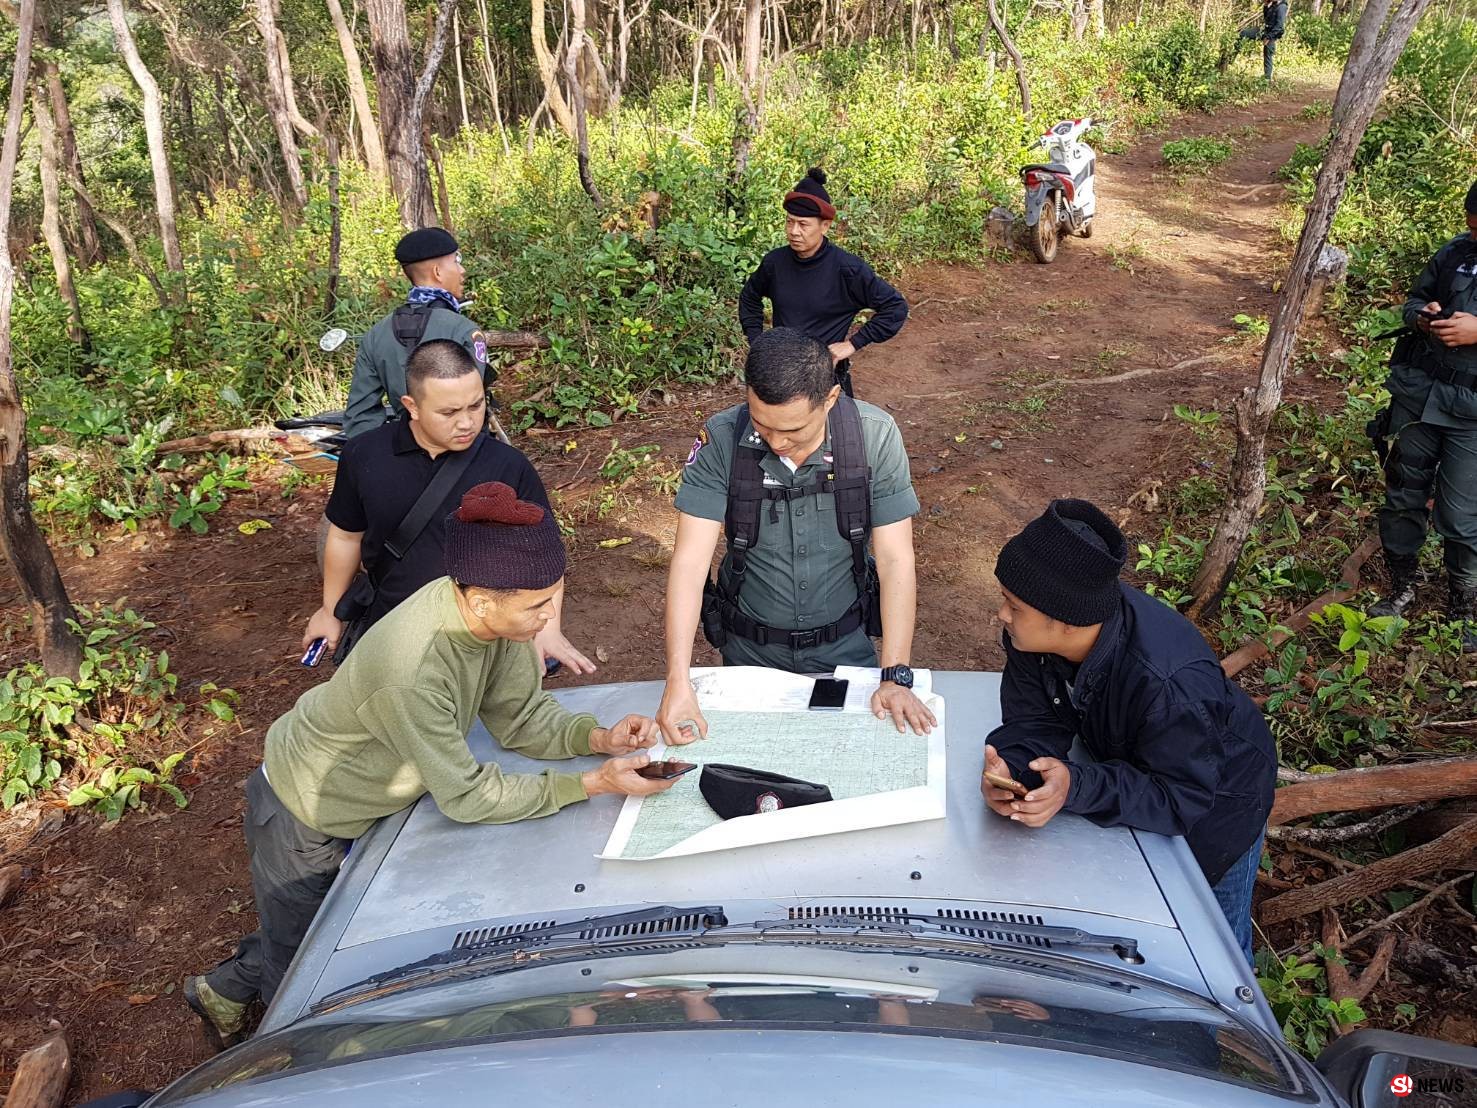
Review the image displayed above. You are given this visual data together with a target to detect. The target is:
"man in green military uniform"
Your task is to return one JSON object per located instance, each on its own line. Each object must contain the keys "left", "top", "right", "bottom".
{"left": 1369, "top": 180, "right": 1477, "bottom": 651}
{"left": 344, "top": 227, "right": 491, "bottom": 439}
{"left": 655, "top": 328, "right": 934, "bottom": 741}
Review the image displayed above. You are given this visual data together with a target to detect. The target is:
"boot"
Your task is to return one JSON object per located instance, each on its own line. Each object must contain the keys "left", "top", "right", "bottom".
{"left": 183, "top": 975, "right": 248, "bottom": 1052}
{"left": 1447, "top": 577, "right": 1477, "bottom": 654}
{"left": 1369, "top": 552, "right": 1419, "bottom": 619}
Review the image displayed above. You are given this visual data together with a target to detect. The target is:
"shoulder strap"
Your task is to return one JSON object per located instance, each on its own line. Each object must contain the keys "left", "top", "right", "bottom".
{"left": 721, "top": 408, "right": 768, "bottom": 598}
{"left": 391, "top": 302, "right": 459, "bottom": 352}
{"left": 379, "top": 432, "right": 488, "bottom": 567}
{"left": 825, "top": 395, "right": 873, "bottom": 590}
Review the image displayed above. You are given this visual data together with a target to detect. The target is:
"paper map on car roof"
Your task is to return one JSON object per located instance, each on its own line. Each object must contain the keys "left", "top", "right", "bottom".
{"left": 598, "top": 667, "right": 946, "bottom": 861}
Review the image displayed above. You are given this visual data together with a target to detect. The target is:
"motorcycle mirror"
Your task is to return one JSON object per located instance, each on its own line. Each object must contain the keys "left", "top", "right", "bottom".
{"left": 319, "top": 327, "right": 350, "bottom": 352}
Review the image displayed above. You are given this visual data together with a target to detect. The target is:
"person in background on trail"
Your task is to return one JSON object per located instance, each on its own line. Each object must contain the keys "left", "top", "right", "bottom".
{"left": 738, "top": 168, "right": 909, "bottom": 398}
{"left": 655, "top": 327, "right": 934, "bottom": 744}
{"left": 342, "top": 226, "right": 491, "bottom": 440}
{"left": 1367, "top": 181, "right": 1477, "bottom": 651}
{"left": 304, "top": 340, "right": 593, "bottom": 673}
{"left": 980, "top": 499, "right": 1276, "bottom": 967}
{"left": 185, "top": 482, "right": 684, "bottom": 1052}
{"left": 1237, "top": 0, "right": 1288, "bottom": 82}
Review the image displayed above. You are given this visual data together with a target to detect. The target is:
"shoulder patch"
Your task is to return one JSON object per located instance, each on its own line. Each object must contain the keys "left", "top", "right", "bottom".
{"left": 685, "top": 431, "right": 707, "bottom": 466}
{"left": 469, "top": 329, "right": 488, "bottom": 364}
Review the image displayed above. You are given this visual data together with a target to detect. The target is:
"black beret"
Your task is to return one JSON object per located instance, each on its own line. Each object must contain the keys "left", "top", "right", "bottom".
{"left": 395, "top": 226, "right": 459, "bottom": 266}
{"left": 699, "top": 763, "right": 833, "bottom": 819}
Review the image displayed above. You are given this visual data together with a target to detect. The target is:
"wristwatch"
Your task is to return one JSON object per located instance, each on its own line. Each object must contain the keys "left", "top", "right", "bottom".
{"left": 880, "top": 664, "right": 914, "bottom": 689}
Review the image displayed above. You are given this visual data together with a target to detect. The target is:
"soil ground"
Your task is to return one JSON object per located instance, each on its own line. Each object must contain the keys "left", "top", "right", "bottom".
{"left": 6, "top": 74, "right": 1436, "bottom": 1100}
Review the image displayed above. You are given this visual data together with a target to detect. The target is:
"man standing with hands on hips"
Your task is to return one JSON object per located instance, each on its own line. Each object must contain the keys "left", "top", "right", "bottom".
{"left": 739, "top": 168, "right": 909, "bottom": 397}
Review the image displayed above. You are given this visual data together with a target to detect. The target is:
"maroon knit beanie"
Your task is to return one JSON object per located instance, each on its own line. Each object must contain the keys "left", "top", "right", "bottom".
{"left": 783, "top": 167, "right": 836, "bottom": 221}
{"left": 444, "top": 482, "right": 566, "bottom": 590}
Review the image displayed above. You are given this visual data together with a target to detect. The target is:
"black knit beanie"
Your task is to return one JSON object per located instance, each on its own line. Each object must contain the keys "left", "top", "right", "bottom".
{"left": 995, "top": 499, "right": 1127, "bottom": 627}
{"left": 783, "top": 167, "right": 836, "bottom": 220}
{"left": 1466, "top": 179, "right": 1477, "bottom": 215}
{"left": 444, "top": 482, "right": 566, "bottom": 590}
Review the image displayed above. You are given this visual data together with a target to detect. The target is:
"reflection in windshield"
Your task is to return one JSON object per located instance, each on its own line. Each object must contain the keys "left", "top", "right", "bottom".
{"left": 155, "top": 984, "right": 1288, "bottom": 1103}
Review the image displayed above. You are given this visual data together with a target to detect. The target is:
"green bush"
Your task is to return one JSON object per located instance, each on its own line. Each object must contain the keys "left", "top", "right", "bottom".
{"left": 1162, "top": 136, "right": 1234, "bottom": 169}
{"left": 0, "top": 603, "right": 237, "bottom": 818}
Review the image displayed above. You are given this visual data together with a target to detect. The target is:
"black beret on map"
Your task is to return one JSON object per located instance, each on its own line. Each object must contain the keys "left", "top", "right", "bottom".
{"left": 699, "top": 764, "right": 833, "bottom": 819}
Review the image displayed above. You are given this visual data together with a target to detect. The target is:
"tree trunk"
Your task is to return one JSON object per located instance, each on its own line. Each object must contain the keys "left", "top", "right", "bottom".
{"left": 1090, "top": 0, "right": 1105, "bottom": 36}
{"left": 730, "top": 0, "right": 762, "bottom": 186}
{"left": 565, "top": 0, "right": 602, "bottom": 206}
{"left": 0, "top": 0, "right": 82, "bottom": 680}
{"left": 531, "top": 0, "right": 577, "bottom": 138}
{"left": 363, "top": 0, "right": 441, "bottom": 227}
{"left": 326, "top": 0, "right": 388, "bottom": 180}
{"left": 1187, "top": 0, "right": 1434, "bottom": 618}
{"left": 29, "top": 87, "right": 86, "bottom": 349}
{"left": 254, "top": 0, "right": 308, "bottom": 209}
{"left": 1269, "top": 757, "right": 1477, "bottom": 826}
{"left": 39, "top": 62, "right": 100, "bottom": 267}
{"left": 275, "top": 25, "right": 320, "bottom": 142}
{"left": 105, "top": 0, "right": 183, "bottom": 272}
{"left": 212, "top": 69, "right": 235, "bottom": 177}
{"left": 473, "top": 0, "right": 511, "bottom": 154}
{"left": 452, "top": 5, "right": 470, "bottom": 136}
{"left": 325, "top": 134, "right": 342, "bottom": 316}
{"left": 986, "top": 0, "right": 1030, "bottom": 120}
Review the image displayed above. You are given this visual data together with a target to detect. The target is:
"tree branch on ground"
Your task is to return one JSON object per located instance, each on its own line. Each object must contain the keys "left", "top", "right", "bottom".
{"left": 1269, "top": 756, "right": 1477, "bottom": 826}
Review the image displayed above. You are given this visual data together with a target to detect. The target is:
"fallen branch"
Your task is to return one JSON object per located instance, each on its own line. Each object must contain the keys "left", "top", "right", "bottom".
{"left": 1270, "top": 755, "right": 1477, "bottom": 826}
{"left": 1320, "top": 909, "right": 1395, "bottom": 1035}
{"left": 1336, "top": 874, "right": 1470, "bottom": 955}
{"left": 5, "top": 1033, "right": 70, "bottom": 1108}
{"left": 1259, "top": 815, "right": 1477, "bottom": 926}
{"left": 0, "top": 862, "right": 21, "bottom": 906}
{"left": 153, "top": 427, "right": 278, "bottom": 455}
{"left": 1075, "top": 352, "right": 1234, "bottom": 387}
{"left": 1222, "top": 532, "right": 1381, "bottom": 678}
{"left": 1266, "top": 801, "right": 1438, "bottom": 845}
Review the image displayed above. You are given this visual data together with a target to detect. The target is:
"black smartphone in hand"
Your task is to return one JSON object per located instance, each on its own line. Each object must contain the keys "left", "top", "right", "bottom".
{"left": 636, "top": 760, "right": 698, "bottom": 780}
{"left": 808, "top": 678, "right": 849, "bottom": 711}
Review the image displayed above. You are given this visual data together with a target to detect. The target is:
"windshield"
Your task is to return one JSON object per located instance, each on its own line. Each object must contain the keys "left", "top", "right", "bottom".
{"left": 155, "top": 976, "right": 1292, "bottom": 1103}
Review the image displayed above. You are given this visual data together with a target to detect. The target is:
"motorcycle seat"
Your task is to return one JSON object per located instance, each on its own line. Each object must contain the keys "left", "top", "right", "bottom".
{"left": 1021, "top": 162, "right": 1072, "bottom": 176}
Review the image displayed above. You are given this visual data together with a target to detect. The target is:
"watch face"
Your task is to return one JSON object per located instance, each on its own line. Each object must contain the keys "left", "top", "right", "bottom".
{"left": 886, "top": 665, "right": 914, "bottom": 688}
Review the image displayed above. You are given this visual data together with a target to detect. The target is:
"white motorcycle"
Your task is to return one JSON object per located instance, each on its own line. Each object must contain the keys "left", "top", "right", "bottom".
{"left": 1020, "top": 117, "right": 1099, "bottom": 263}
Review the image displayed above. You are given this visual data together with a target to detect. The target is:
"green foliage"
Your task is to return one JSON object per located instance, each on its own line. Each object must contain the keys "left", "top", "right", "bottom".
{"left": 1258, "top": 947, "right": 1367, "bottom": 1056}
{"left": 1161, "top": 136, "right": 1233, "bottom": 170}
{"left": 0, "top": 604, "right": 237, "bottom": 818}
{"left": 15, "top": 8, "right": 1312, "bottom": 457}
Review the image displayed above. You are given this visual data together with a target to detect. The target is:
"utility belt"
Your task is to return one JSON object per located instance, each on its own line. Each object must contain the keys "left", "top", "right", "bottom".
{"left": 701, "top": 557, "right": 882, "bottom": 653}
{"left": 1423, "top": 357, "right": 1477, "bottom": 394}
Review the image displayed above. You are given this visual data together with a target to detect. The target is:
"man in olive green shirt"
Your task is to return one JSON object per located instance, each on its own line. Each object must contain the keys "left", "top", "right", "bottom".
{"left": 187, "top": 482, "right": 684, "bottom": 1051}
{"left": 343, "top": 226, "right": 492, "bottom": 439}
{"left": 656, "top": 328, "right": 934, "bottom": 742}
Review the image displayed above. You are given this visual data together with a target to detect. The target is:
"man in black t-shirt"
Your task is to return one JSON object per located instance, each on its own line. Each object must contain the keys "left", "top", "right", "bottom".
{"left": 302, "top": 340, "right": 594, "bottom": 673}
{"left": 738, "top": 167, "right": 908, "bottom": 397}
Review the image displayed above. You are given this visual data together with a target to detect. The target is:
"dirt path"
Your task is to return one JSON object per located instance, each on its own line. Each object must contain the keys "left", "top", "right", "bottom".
{"left": 0, "top": 78, "right": 1338, "bottom": 1100}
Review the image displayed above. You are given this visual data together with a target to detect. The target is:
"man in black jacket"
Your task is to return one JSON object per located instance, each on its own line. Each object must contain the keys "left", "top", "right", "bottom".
{"left": 738, "top": 168, "right": 908, "bottom": 397}
{"left": 980, "top": 500, "right": 1276, "bottom": 965}
{"left": 1237, "top": 0, "right": 1288, "bottom": 82}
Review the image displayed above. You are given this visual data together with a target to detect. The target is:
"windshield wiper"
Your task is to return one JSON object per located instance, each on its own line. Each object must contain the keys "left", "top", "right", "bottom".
{"left": 715, "top": 912, "right": 1142, "bottom": 964}
{"left": 313, "top": 905, "right": 727, "bottom": 1014}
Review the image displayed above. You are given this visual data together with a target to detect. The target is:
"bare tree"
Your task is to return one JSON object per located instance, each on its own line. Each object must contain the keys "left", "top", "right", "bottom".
{"left": 364, "top": 0, "right": 456, "bottom": 227}
{"left": 106, "top": 0, "right": 183, "bottom": 272}
{"left": 986, "top": 0, "right": 1031, "bottom": 120}
{"left": 254, "top": 0, "right": 309, "bottom": 208}
{"left": 29, "top": 87, "right": 86, "bottom": 348}
{"left": 1188, "top": 0, "right": 1436, "bottom": 617}
{"left": 472, "top": 0, "right": 511, "bottom": 154}
{"left": 565, "top": 0, "right": 602, "bottom": 204}
{"left": 731, "top": 0, "right": 763, "bottom": 179}
{"left": 326, "top": 0, "right": 387, "bottom": 179}
{"left": 531, "top": 0, "right": 577, "bottom": 138}
{"left": 0, "top": 0, "right": 82, "bottom": 679}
